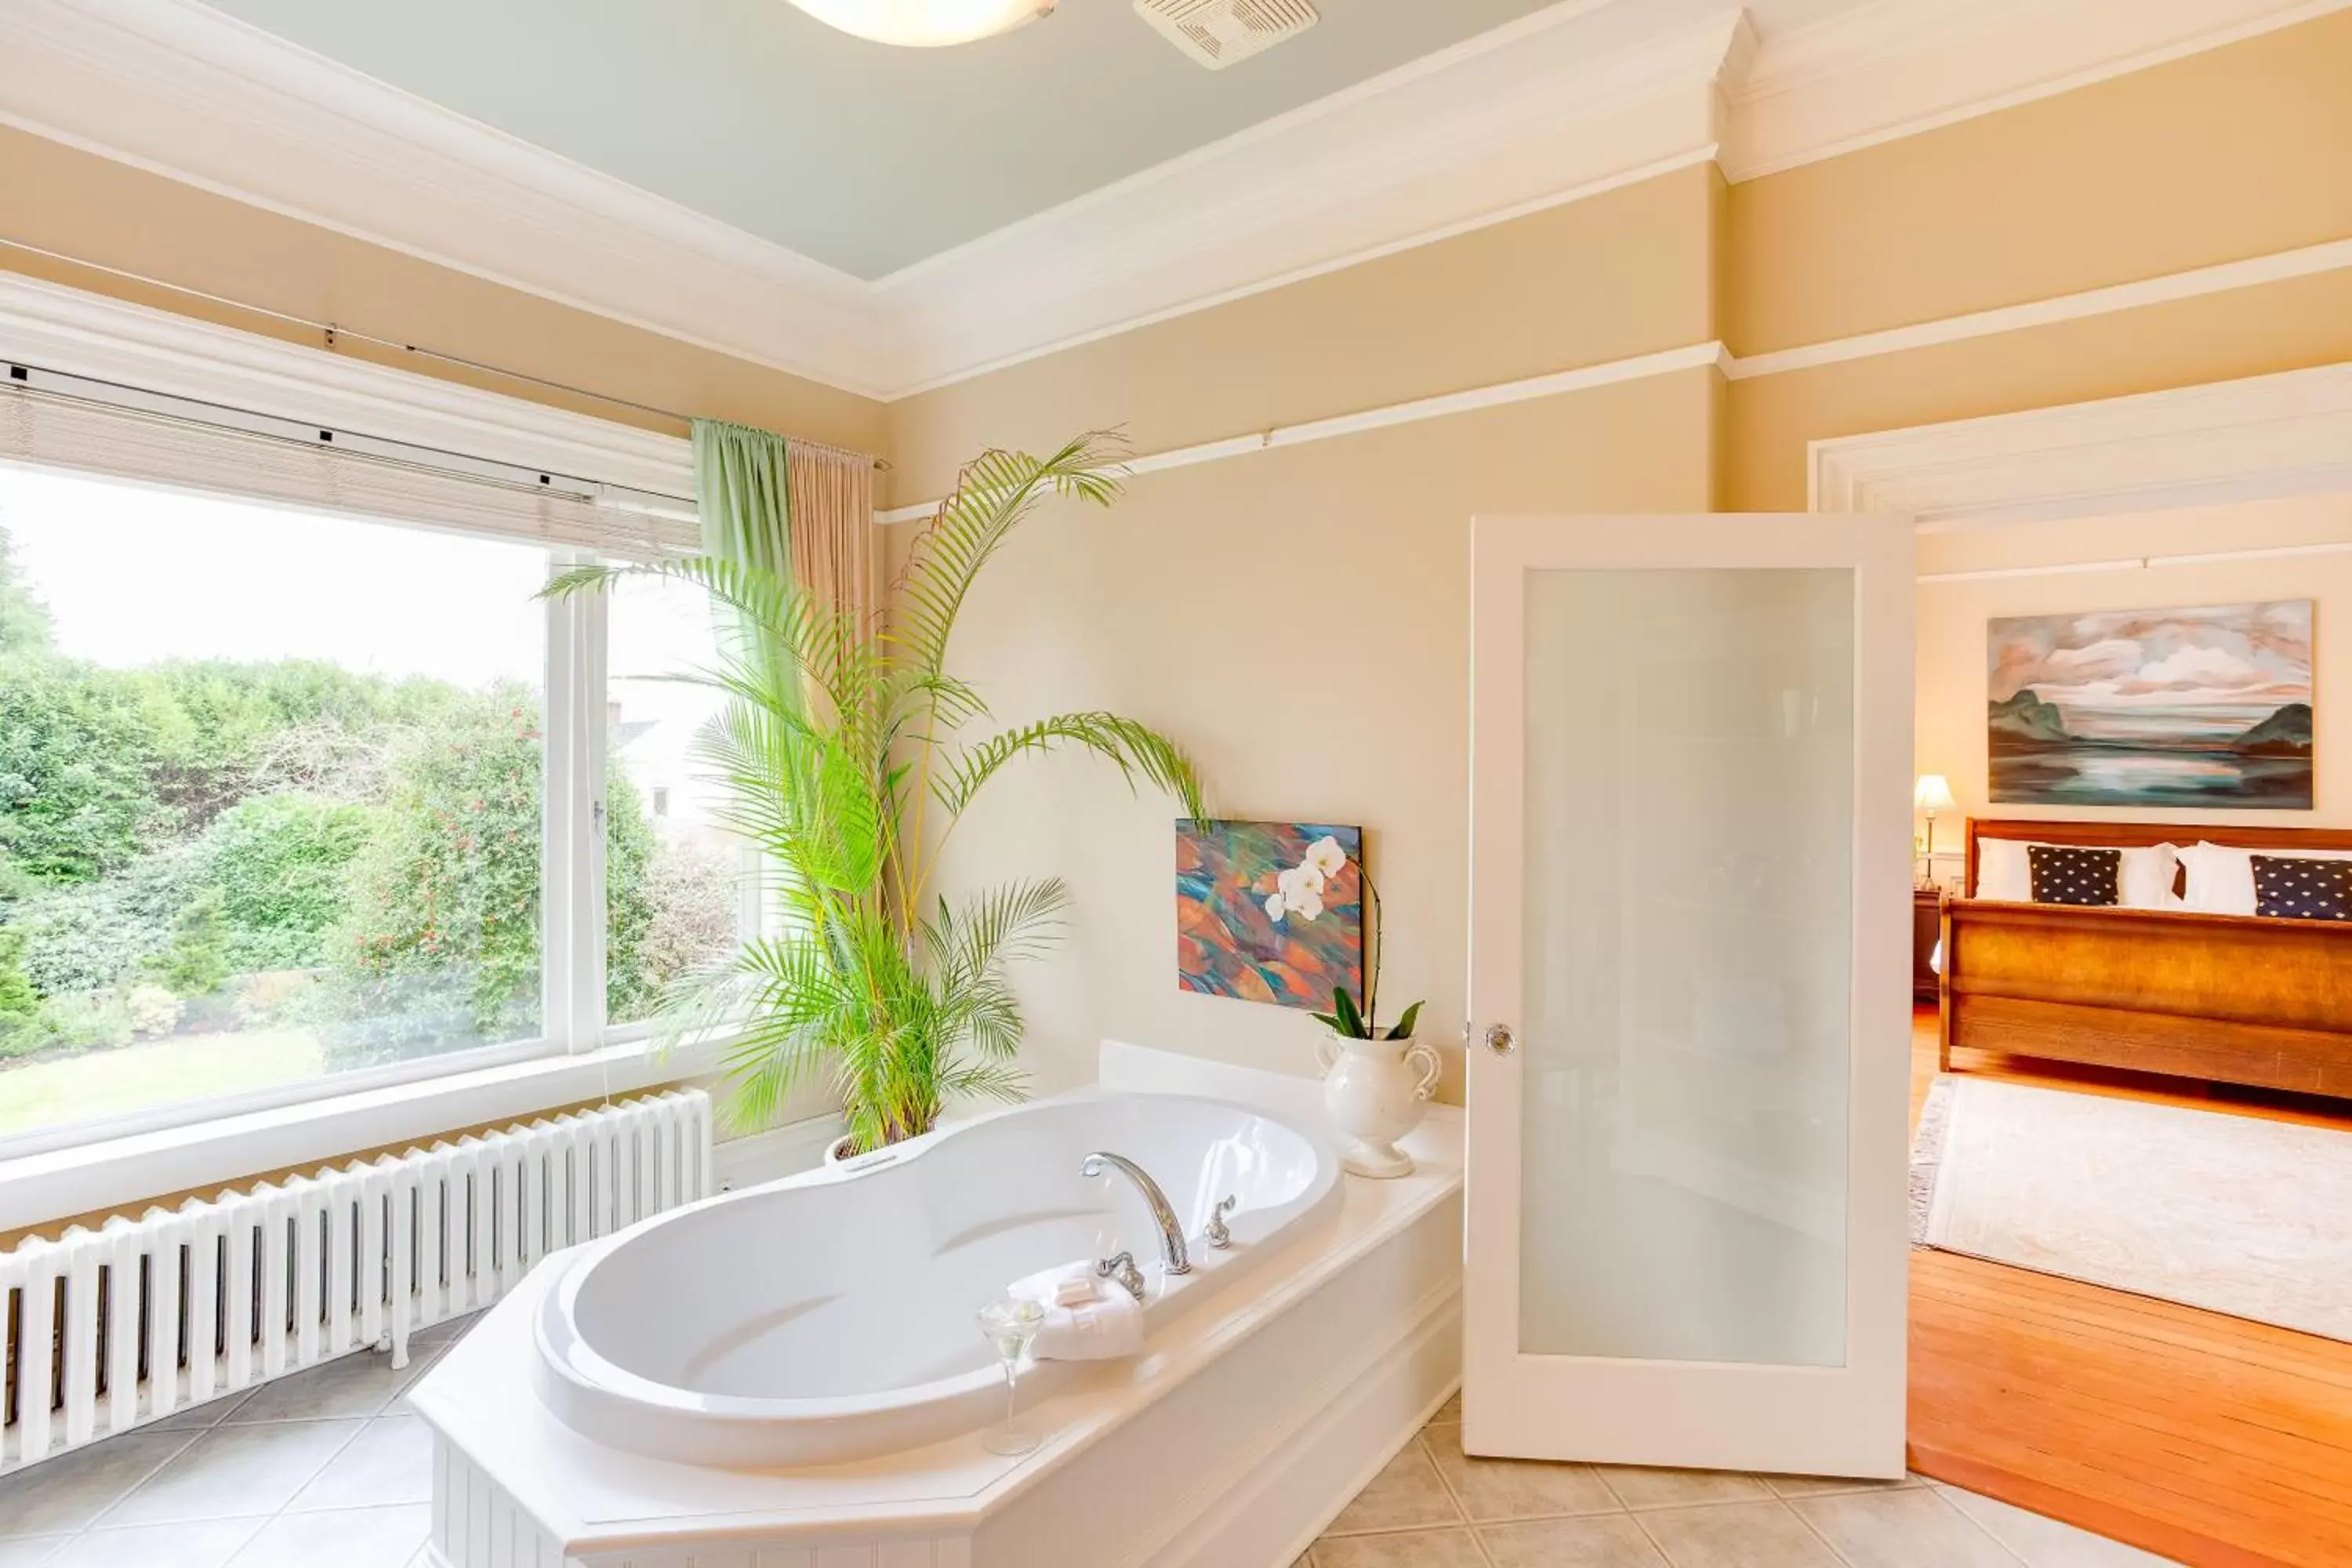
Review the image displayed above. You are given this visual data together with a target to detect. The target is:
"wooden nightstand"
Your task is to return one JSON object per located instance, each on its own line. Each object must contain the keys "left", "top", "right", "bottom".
{"left": 1912, "top": 887, "right": 1944, "bottom": 1004}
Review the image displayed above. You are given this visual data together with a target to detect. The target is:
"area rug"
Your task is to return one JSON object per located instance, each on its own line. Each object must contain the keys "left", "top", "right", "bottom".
{"left": 1911, "top": 1076, "right": 2352, "bottom": 1342}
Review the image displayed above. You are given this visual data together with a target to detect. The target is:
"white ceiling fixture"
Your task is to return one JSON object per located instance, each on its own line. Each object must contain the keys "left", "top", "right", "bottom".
{"left": 784, "top": 0, "right": 1056, "bottom": 48}
{"left": 1134, "top": 0, "right": 1320, "bottom": 68}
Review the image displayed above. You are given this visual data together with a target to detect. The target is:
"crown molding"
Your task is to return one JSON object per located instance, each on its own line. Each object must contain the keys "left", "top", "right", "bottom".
{"left": 870, "top": 5, "right": 1751, "bottom": 394}
{"left": 3, "top": 0, "right": 2342, "bottom": 405}
{"left": 1810, "top": 361, "right": 2352, "bottom": 528}
{"left": 1723, "top": 0, "right": 2352, "bottom": 182}
{"left": 0, "top": 0, "right": 886, "bottom": 398}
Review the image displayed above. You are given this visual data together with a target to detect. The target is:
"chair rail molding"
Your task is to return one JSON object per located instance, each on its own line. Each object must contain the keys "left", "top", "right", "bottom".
{"left": 6, "top": 0, "right": 2341, "bottom": 400}
{"left": 1809, "top": 360, "right": 2352, "bottom": 529}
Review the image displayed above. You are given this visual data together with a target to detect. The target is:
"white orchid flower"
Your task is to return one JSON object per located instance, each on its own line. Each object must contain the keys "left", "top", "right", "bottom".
{"left": 1304, "top": 836, "right": 1348, "bottom": 879}
{"left": 1275, "top": 864, "right": 1327, "bottom": 921}
{"left": 1264, "top": 891, "right": 1286, "bottom": 920}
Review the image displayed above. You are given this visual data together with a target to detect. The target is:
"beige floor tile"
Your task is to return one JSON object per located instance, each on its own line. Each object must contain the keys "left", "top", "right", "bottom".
{"left": 1635, "top": 1501, "right": 1846, "bottom": 1568}
{"left": 227, "top": 1502, "right": 434, "bottom": 1568}
{"left": 1313, "top": 1527, "right": 1490, "bottom": 1568}
{"left": 1482, "top": 1513, "right": 1672, "bottom": 1568}
{"left": 224, "top": 1352, "right": 431, "bottom": 1424}
{"left": 1933, "top": 1484, "right": 2182, "bottom": 1566}
{"left": 151, "top": 1391, "right": 256, "bottom": 1432}
{"left": 1791, "top": 1488, "right": 2019, "bottom": 1568}
{"left": 0, "top": 1431, "right": 196, "bottom": 1537}
{"left": 99, "top": 1419, "right": 362, "bottom": 1527}
{"left": 285, "top": 1418, "right": 434, "bottom": 1513}
{"left": 409, "top": 1312, "right": 481, "bottom": 1349}
{"left": 1421, "top": 1421, "right": 1621, "bottom": 1522}
{"left": 383, "top": 1347, "right": 452, "bottom": 1417}
{"left": 1763, "top": 1472, "right": 1922, "bottom": 1499}
{"left": 45, "top": 1518, "right": 264, "bottom": 1568}
{"left": 1430, "top": 1390, "right": 1462, "bottom": 1425}
{"left": 1598, "top": 1467, "right": 1773, "bottom": 1511}
{"left": 1324, "top": 1444, "right": 1463, "bottom": 1535}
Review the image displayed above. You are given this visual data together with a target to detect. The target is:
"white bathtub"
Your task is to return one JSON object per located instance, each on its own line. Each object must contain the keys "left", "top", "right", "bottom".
{"left": 531, "top": 1090, "right": 1341, "bottom": 1467}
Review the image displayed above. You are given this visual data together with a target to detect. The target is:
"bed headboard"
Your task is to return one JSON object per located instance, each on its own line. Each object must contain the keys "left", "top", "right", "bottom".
{"left": 1963, "top": 818, "right": 2352, "bottom": 897}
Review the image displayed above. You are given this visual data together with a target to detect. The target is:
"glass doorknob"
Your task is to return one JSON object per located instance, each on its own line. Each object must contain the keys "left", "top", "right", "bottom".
{"left": 1483, "top": 1023, "right": 1515, "bottom": 1055}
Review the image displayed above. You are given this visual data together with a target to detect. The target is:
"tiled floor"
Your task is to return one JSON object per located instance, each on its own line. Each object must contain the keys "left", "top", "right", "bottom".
{"left": 1298, "top": 1395, "right": 2182, "bottom": 1568}
{"left": 0, "top": 1312, "right": 476, "bottom": 1568}
{"left": 5, "top": 1340, "right": 2176, "bottom": 1568}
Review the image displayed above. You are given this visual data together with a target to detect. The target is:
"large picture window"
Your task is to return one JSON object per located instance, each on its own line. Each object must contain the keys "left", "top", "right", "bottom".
{"left": 0, "top": 459, "right": 694, "bottom": 1145}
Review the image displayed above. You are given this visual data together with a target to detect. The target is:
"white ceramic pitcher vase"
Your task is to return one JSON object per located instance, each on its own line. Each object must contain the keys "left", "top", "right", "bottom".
{"left": 1314, "top": 1033, "right": 1442, "bottom": 1178}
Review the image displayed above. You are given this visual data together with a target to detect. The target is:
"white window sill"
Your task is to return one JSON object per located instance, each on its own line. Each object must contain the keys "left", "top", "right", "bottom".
{"left": 0, "top": 1038, "right": 711, "bottom": 1236}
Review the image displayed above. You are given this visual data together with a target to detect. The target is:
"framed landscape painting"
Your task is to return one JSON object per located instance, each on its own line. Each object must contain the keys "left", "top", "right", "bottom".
{"left": 1987, "top": 600, "right": 2314, "bottom": 808}
{"left": 1175, "top": 819, "right": 1363, "bottom": 1010}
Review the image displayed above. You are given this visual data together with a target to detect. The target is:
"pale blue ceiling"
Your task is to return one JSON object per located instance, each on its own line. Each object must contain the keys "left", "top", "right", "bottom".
{"left": 203, "top": 0, "right": 1571, "bottom": 279}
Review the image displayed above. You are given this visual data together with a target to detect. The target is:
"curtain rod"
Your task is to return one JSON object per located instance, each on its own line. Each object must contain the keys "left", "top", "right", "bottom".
{"left": 0, "top": 234, "right": 887, "bottom": 470}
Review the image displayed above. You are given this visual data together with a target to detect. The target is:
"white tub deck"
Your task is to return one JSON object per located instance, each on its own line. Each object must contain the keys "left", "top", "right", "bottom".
{"left": 409, "top": 1048, "right": 1465, "bottom": 1568}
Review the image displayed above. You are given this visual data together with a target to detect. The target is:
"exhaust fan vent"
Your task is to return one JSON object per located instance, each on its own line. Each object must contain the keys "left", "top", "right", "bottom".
{"left": 1134, "top": 0, "right": 1318, "bottom": 70}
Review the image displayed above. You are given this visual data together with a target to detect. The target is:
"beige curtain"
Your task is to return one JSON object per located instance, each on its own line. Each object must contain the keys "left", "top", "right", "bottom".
{"left": 783, "top": 438, "right": 878, "bottom": 630}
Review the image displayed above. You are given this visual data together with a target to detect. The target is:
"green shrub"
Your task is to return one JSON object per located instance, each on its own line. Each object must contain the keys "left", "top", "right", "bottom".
{"left": 0, "top": 654, "right": 178, "bottom": 884}
{"left": 152, "top": 887, "right": 230, "bottom": 996}
{"left": 333, "top": 684, "right": 543, "bottom": 1041}
{"left": 0, "top": 926, "right": 40, "bottom": 1044}
{"left": 205, "top": 793, "right": 376, "bottom": 971}
{"left": 603, "top": 769, "right": 659, "bottom": 1023}
{"left": 14, "top": 839, "right": 210, "bottom": 995}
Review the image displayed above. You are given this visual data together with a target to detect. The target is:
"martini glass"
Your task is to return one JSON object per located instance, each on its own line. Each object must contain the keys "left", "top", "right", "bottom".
{"left": 975, "top": 1297, "right": 1048, "bottom": 1456}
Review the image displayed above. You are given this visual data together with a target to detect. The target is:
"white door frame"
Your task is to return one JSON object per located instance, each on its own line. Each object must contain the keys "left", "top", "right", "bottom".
{"left": 1463, "top": 513, "right": 1915, "bottom": 1478}
{"left": 1809, "top": 361, "right": 2352, "bottom": 528}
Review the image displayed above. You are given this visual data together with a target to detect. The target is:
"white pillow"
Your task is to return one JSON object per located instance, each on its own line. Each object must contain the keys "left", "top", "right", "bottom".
{"left": 2180, "top": 841, "right": 2352, "bottom": 916}
{"left": 1974, "top": 839, "right": 2180, "bottom": 909}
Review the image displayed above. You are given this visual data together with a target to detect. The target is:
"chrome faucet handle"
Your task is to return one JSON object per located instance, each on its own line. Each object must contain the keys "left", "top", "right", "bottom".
{"left": 1095, "top": 1250, "right": 1146, "bottom": 1302}
{"left": 1203, "top": 1195, "right": 1237, "bottom": 1250}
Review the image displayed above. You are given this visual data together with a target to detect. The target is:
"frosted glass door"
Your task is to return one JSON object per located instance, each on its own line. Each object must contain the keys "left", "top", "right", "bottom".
{"left": 1464, "top": 516, "right": 1911, "bottom": 1479}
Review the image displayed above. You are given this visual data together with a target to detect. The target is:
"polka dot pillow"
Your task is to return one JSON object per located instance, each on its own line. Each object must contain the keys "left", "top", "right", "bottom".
{"left": 2026, "top": 844, "right": 2121, "bottom": 906}
{"left": 2250, "top": 855, "right": 2352, "bottom": 921}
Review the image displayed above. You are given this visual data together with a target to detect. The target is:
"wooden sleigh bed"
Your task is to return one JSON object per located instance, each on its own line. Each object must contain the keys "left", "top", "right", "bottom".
{"left": 1940, "top": 818, "right": 2352, "bottom": 1099}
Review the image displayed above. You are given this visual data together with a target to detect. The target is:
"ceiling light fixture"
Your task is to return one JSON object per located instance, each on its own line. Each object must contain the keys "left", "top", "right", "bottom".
{"left": 785, "top": 0, "right": 1056, "bottom": 47}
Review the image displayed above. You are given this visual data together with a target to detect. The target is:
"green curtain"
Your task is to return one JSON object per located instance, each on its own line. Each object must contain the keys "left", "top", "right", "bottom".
{"left": 693, "top": 417, "right": 794, "bottom": 580}
{"left": 692, "top": 418, "right": 797, "bottom": 700}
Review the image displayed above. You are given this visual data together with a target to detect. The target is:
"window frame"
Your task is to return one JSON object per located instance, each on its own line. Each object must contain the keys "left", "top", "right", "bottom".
{"left": 0, "top": 270, "right": 710, "bottom": 1178}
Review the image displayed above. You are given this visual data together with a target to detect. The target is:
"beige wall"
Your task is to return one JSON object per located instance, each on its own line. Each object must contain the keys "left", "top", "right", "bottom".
{"left": 1722, "top": 8, "right": 2352, "bottom": 357}
{"left": 884, "top": 162, "right": 1718, "bottom": 501}
{"left": 7, "top": 5, "right": 2350, "bottom": 1115}
{"left": 1914, "top": 496, "right": 2352, "bottom": 876}
{"left": 916, "top": 369, "right": 1716, "bottom": 1102}
{"left": 884, "top": 8, "right": 2352, "bottom": 1102}
{"left": 0, "top": 125, "right": 887, "bottom": 452}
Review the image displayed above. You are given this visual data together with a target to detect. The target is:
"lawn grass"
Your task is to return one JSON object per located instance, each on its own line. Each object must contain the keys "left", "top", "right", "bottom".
{"left": 0, "top": 1029, "right": 326, "bottom": 1137}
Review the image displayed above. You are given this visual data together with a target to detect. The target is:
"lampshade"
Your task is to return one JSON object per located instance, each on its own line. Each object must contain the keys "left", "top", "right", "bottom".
{"left": 1914, "top": 774, "right": 1956, "bottom": 812}
{"left": 786, "top": 0, "right": 1055, "bottom": 45}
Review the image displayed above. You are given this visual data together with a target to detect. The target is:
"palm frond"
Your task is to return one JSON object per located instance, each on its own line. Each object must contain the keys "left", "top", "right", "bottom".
{"left": 885, "top": 431, "right": 1127, "bottom": 683}
{"left": 936, "top": 711, "right": 1205, "bottom": 819}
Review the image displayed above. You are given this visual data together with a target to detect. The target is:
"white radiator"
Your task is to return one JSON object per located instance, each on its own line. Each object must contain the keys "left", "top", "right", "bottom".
{"left": 0, "top": 1088, "right": 711, "bottom": 1477}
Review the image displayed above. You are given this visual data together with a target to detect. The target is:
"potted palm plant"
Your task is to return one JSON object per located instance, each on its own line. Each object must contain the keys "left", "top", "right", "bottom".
{"left": 549, "top": 433, "right": 1203, "bottom": 1154}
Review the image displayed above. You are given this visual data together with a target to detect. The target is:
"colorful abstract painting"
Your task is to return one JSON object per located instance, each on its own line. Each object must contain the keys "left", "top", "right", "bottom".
{"left": 1176, "top": 820, "right": 1363, "bottom": 1010}
{"left": 1988, "top": 600, "right": 2314, "bottom": 808}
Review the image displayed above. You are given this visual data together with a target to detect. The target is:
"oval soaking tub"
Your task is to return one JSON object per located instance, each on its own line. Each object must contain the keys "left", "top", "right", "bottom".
{"left": 532, "top": 1091, "right": 1341, "bottom": 1467}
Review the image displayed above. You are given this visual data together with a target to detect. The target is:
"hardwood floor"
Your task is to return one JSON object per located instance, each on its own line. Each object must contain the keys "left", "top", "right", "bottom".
{"left": 1907, "top": 1009, "right": 2352, "bottom": 1567}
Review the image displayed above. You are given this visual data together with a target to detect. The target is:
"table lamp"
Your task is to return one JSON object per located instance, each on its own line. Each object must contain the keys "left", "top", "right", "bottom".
{"left": 1914, "top": 774, "right": 1955, "bottom": 887}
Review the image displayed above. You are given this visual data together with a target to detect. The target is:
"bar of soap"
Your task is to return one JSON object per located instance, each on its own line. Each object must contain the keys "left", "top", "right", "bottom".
{"left": 1054, "top": 1275, "right": 1101, "bottom": 1307}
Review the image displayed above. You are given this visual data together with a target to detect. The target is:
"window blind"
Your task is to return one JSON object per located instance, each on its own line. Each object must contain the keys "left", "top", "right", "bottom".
{"left": 0, "top": 379, "right": 699, "bottom": 558}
